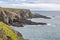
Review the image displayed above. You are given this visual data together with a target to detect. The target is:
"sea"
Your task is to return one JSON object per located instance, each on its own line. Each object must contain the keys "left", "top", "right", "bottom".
{"left": 11, "top": 11, "right": 60, "bottom": 40}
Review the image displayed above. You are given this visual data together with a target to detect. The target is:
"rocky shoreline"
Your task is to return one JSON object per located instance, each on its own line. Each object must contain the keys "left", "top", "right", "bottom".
{"left": 0, "top": 7, "right": 51, "bottom": 40}
{"left": 0, "top": 7, "right": 51, "bottom": 27}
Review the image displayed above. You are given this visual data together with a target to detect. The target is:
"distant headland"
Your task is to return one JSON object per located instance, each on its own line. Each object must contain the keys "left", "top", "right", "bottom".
{"left": 0, "top": 7, "right": 51, "bottom": 27}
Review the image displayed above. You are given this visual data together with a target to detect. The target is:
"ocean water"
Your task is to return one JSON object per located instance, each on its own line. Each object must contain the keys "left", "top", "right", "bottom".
{"left": 11, "top": 11, "right": 60, "bottom": 40}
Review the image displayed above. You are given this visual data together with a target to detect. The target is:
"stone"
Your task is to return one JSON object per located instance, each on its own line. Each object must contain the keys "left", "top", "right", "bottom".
{"left": 0, "top": 7, "right": 51, "bottom": 27}
{"left": 21, "top": 19, "right": 47, "bottom": 25}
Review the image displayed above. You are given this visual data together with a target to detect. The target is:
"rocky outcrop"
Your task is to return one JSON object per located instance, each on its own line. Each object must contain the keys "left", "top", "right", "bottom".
{"left": 3, "top": 8, "right": 51, "bottom": 19}
{"left": 31, "top": 13, "right": 51, "bottom": 19}
{"left": 19, "top": 19, "right": 47, "bottom": 25}
{"left": 0, "top": 7, "right": 51, "bottom": 27}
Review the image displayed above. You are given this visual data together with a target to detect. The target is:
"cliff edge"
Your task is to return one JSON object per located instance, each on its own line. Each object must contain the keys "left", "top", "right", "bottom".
{"left": 0, "top": 7, "right": 51, "bottom": 27}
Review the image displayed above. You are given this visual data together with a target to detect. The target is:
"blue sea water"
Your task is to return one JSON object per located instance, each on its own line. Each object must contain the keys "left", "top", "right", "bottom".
{"left": 11, "top": 11, "right": 60, "bottom": 40}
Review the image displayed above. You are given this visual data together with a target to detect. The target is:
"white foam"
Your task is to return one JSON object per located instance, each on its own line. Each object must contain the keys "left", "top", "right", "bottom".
{"left": 47, "top": 16, "right": 54, "bottom": 19}
{"left": 47, "top": 23, "right": 51, "bottom": 26}
{"left": 49, "top": 16, "right": 55, "bottom": 19}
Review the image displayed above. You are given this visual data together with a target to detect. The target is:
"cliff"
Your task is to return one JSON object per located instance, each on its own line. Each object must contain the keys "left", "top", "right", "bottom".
{"left": 0, "top": 7, "right": 51, "bottom": 27}
{"left": 1, "top": 7, "right": 51, "bottom": 19}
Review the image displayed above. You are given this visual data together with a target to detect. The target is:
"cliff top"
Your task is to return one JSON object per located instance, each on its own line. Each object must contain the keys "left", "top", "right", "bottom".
{"left": 0, "top": 7, "right": 29, "bottom": 10}
{"left": 0, "top": 7, "right": 30, "bottom": 13}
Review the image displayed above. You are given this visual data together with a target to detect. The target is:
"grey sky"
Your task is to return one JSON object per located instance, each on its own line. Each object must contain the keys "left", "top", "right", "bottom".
{"left": 0, "top": 0, "right": 60, "bottom": 11}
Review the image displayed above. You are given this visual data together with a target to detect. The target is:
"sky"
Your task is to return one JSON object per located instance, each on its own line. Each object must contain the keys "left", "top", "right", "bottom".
{"left": 0, "top": 0, "right": 60, "bottom": 11}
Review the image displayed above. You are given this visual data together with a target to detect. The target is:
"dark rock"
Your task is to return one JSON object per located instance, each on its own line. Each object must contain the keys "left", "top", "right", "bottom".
{"left": 0, "top": 7, "right": 50, "bottom": 27}
{"left": 31, "top": 13, "right": 51, "bottom": 19}
{"left": 12, "top": 22, "right": 24, "bottom": 27}
{"left": 6, "top": 36, "right": 12, "bottom": 40}
{"left": 21, "top": 19, "right": 47, "bottom": 25}
{"left": 15, "top": 9, "right": 51, "bottom": 19}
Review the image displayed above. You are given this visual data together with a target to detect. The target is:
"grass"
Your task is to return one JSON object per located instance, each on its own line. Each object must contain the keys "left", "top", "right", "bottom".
{"left": 0, "top": 21, "right": 17, "bottom": 40}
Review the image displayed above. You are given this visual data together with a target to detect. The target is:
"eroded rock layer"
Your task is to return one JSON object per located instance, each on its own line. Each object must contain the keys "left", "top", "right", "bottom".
{"left": 0, "top": 7, "right": 51, "bottom": 27}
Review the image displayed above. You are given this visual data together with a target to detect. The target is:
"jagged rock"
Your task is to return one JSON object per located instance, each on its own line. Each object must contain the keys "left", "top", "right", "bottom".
{"left": 31, "top": 13, "right": 51, "bottom": 19}
{"left": 12, "top": 22, "right": 24, "bottom": 27}
{"left": 20, "top": 19, "right": 47, "bottom": 25}
{"left": 0, "top": 7, "right": 51, "bottom": 27}
{"left": 3, "top": 8, "right": 51, "bottom": 19}
{"left": 16, "top": 9, "right": 32, "bottom": 19}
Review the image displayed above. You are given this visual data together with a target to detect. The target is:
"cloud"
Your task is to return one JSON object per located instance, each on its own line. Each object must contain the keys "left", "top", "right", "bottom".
{"left": 1, "top": 3, "right": 60, "bottom": 11}
{"left": 1, "top": 0, "right": 60, "bottom": 4}
{"left": 0, "top": 0, "right": 60, "bottom": 11}
{"left": 25, "top": 0, "right": 60, "bottom": 4}
{"left": 0, "top": 1, "right": 6, "bottom": 3}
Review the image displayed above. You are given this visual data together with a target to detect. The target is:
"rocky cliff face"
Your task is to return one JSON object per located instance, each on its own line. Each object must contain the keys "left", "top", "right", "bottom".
{"left": 0, "top": 7, "right": 51, "bottom": 27}
{"left": 4, "top": 8, "right": 32, "bottom": 19}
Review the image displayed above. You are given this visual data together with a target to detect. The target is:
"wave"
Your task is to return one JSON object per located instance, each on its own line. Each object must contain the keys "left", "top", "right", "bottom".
{"left": 47, "top": 23, "right": 51, "bottom": 26}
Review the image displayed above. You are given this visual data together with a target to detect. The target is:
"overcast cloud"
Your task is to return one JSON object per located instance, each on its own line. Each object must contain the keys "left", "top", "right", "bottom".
{"left": 0, "top": 0, "right": 60, "bottom": 11}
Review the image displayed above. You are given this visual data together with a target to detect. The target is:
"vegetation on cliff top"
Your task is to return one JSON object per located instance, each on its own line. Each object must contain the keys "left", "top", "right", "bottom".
{"left": 0, "top": 21, "right": 24, "bottom": 40}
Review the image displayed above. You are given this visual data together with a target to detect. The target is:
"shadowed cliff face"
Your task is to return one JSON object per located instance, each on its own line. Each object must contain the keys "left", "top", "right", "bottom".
{"left": 0, "top": 7, "right": 51, "bottom": 27}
